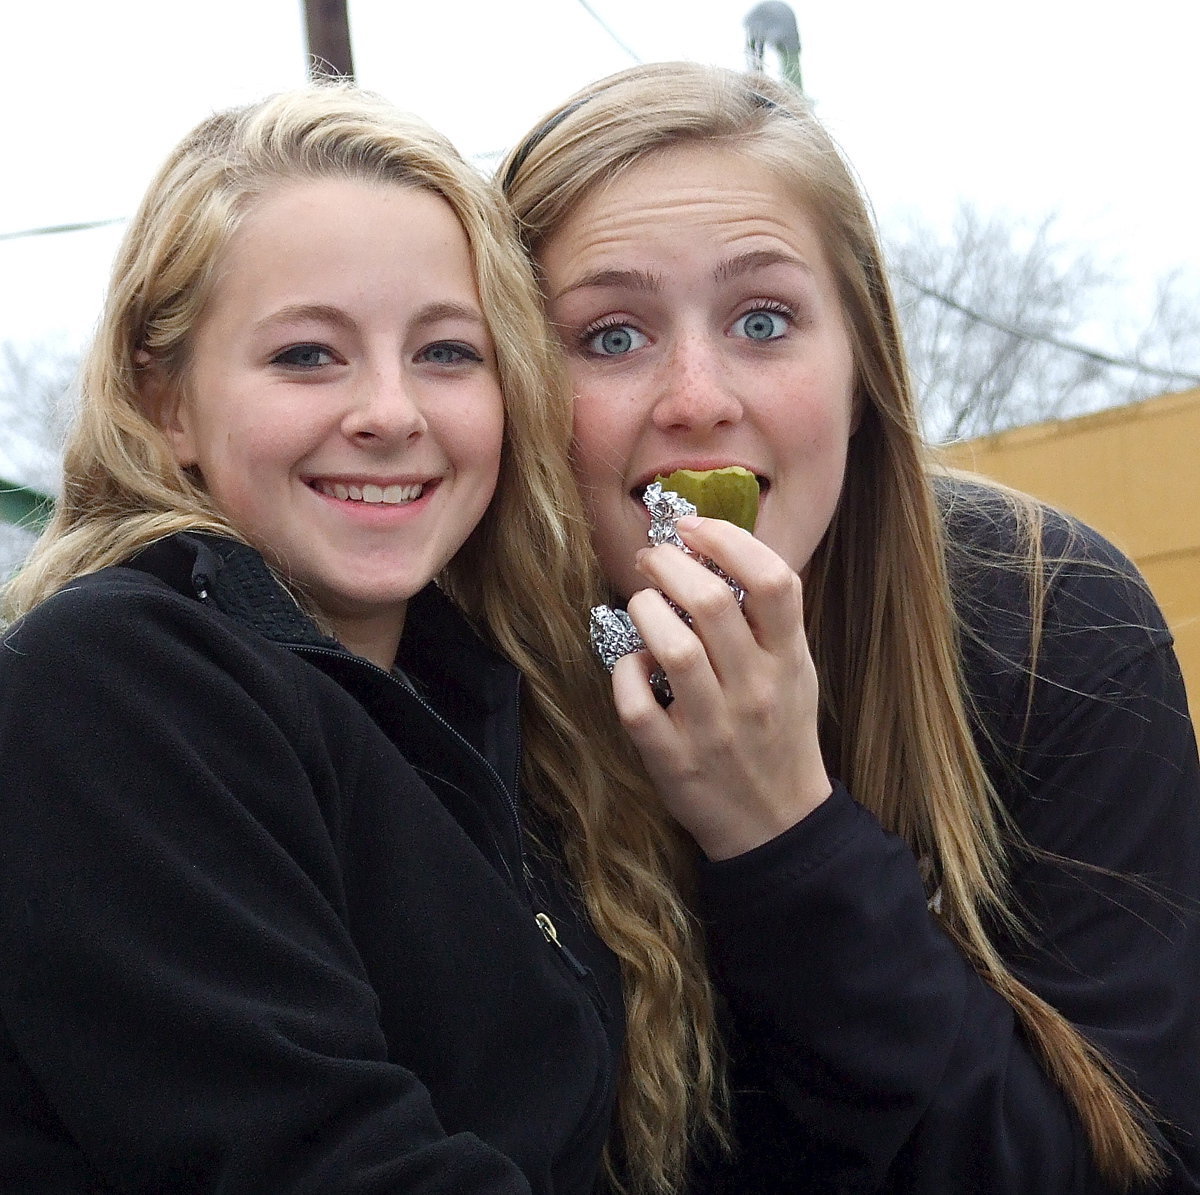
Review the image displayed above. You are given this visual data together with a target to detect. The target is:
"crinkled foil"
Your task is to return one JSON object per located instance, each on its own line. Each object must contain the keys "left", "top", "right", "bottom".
{"left": 589, "top": 605, "right": 645, "bottom": 673}
{"left": 644, "top": 481, "right": 695, "bottom": 548}
{"left": 589, "top": 482, "right": 747, "bottom": 702}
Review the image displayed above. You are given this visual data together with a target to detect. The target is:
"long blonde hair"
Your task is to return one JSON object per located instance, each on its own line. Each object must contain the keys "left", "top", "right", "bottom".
{"left": 500, "top": 61, "right": 1163, "bottom": 1189}
{"left": 3, "top": 83, "right": 718, "bottom": 1194}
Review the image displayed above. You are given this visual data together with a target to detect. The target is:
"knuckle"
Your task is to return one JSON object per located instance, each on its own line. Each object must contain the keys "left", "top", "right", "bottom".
{"left": 741, "top": 684, "right": 776, "bottom": 724}
{"left": 656, "top": 636, "right": 706, "bottom": 675}
{"left": 619, "top": 701, "right": 659, "bottom": 736}
{"left": 689, "top": 581, "right": 739, "bottom": 621}
{"left": 757, "top": 559, "right": 799, "bottom": 603}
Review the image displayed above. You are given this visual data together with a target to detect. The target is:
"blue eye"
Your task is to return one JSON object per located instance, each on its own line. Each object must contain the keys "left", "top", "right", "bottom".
{"left": 733, "top": 310, "right": 789, "bottom": 341}
{"left": 273, "top": 344, "right": 335, "bottom": 368}
{"left": 586, "top": 324, "right": 647, "bottom": 357}
{"left": 419, "top": 342, "right": 482, "bottom": 365}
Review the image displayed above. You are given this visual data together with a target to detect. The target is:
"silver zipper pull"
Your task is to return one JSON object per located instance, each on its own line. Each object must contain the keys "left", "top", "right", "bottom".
{"left": 535, "top": 912, "right": 589, "bottom": 979}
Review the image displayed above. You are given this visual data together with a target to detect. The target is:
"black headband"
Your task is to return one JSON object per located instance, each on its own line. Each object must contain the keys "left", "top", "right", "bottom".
{"left": 500, "top": 95, "right": 596, "bottom": 194}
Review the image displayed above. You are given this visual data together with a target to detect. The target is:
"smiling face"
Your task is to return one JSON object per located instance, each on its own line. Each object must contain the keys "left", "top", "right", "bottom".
{"left": 539, "top": 143, "right": 858, "bottom": 602}
{"left": 165, "top": 177, "right": 504, "bottom": 667}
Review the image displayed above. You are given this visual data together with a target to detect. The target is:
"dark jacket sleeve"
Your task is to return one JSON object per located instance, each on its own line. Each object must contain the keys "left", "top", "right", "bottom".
{"left": 0, "top": 584, "right": 532, "bottom": 1194}
{"left": 693, "top": 526, "right": 1200, "bottom": 1193}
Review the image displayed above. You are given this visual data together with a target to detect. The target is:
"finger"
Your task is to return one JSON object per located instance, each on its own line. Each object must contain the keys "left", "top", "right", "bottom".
{"left": 609, "top": 648, "right": 684, "bottom": 754}
{"left": 611, "top": 602, "right": 734, "bottom": 794}
{"left": 667, "top": 516, "right": 806, "bottom": 652}
{"left": 624, "top": 586, "right": 733, "bottom": 722}
{"left": 633, "top": 534, "right": 803, "bottom": 688}
{"left": 633, "top": 545, "right": 758, "bottom": 685}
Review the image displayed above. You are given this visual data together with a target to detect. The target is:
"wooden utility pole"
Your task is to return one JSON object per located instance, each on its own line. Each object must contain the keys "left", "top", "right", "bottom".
{"left": 303, "top": 0, "right": 355, "bottom": 79}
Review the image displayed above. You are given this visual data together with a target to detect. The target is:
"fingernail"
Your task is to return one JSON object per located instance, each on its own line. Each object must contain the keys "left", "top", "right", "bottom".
{"left": 635, "top": 548, "right": 650, "bottom": 565}
{"left": 676, "top": 515, "right": 701, "bottom": 531}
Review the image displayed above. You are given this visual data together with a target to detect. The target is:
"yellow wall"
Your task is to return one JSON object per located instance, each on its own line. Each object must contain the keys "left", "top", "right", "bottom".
{"left": 942, "top": 388, "right": 1200, "bottom": 717}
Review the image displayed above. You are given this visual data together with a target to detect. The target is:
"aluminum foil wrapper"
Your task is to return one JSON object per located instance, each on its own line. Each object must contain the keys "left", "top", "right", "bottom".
{"left": 589, "top": 605, "right": 645, "bottom": 674}
{"left": 589, "top": 482, "right": 747, "bottom": 701}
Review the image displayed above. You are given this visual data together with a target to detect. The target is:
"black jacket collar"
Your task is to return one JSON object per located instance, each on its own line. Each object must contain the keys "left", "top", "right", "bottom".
{"left": 125, "top": 532, "right": 522, "bottom": 747}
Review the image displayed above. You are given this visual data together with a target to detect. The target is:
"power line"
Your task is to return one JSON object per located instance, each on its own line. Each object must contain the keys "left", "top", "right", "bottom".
{"left": 573, "top": 0, "right": 641, "bottom": 62}
{"left": 896, "top": 272, "right": 1200, "bottom": 387}
{"left": 0, "top": 217, "right": 125, "bottom": 243}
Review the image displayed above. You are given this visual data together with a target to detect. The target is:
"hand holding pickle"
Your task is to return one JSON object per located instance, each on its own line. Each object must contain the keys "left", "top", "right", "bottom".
{"left": 589, "top": 467, "right": 760, "bottom": 679}
{"left": 605, "top": 499, "right": 831, "bottom": 859}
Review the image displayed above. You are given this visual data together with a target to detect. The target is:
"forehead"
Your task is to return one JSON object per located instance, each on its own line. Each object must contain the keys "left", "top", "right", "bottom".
{"left": 209, "top": 178, "right": 472, "bottom": 293}
{"left": 543, "top": 143, "right": 829, "bottom": 275}
{"left": 187, "top": 178, "right": 482, "bottom": 346}
{"left": 234, "top": 176, "right": 458, "bottom": 243}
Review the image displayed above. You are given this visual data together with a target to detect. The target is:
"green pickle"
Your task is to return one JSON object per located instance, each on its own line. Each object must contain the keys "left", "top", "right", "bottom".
{"left": 654, "top": 466, "right": 760, "bottom": 532}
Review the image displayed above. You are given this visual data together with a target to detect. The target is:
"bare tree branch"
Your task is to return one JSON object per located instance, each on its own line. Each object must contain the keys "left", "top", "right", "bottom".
{"left": 885, "top": 203, "right": 1200, "bottom": 442}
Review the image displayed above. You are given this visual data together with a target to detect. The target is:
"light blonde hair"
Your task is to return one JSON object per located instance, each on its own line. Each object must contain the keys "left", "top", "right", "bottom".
{"left": 500, "top": 61, "right": 1163, "bottom": 1189}
{"left": 3, "top": 83, "right": 718, "bottom": 1194}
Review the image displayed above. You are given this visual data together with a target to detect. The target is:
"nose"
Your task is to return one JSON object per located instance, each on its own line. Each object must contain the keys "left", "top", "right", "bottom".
{"left": 651, "top": 333, "right": 743, "bottom": 433}
{"left": 342, "top": 363, "right": 427, "bottom": 444}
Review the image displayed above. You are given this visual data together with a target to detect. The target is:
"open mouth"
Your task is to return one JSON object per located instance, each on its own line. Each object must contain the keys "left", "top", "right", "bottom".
{"left": 309, "top": 480, "right": 427, "bottom": 505}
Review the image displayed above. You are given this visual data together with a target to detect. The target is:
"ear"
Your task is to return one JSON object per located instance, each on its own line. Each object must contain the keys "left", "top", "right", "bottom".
{"left": 137, "top": 352, "right": 198, "bottom": 467}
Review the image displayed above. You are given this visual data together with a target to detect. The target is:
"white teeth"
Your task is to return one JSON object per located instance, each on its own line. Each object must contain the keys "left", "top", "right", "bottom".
{"left": 315, "top": 480, "right": 425, "bottom": 505}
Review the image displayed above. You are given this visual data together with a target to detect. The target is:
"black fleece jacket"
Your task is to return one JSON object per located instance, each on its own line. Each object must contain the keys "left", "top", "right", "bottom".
{"left": 0, "top": 533, "right": 624, "bottom": 1194}
{"left": 693, "top": 487, "right": 1200, "bottom": 1193}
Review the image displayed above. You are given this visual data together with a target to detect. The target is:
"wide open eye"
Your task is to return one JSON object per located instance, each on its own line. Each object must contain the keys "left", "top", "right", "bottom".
{"left": 732, "top": 309, "right": 789, "bottom": 341}
{"left": 586, "top": 323, "right": 648, "bottom": 357}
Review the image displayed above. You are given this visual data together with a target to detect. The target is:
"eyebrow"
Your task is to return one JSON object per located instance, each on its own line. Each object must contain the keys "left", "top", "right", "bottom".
{"left": 714, "top": 249, "right": 814, "bottom": 283}
{"left": 552, "top": 251, "right": 814, "bottom": 303}
{"left": 254, "top": 303, "right": 355, "bottom": 334}
{"left": 551, "top": 268, "right": 662, "bottom": 302}
{"left": 253, "top": 300, "right": 487, "bottom": 333}
{"left": 413, "top": 300, "right": 487, "bottom": 328}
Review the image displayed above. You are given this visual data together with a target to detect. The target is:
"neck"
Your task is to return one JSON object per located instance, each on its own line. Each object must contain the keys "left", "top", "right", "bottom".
{"left": 327, "top": 607, "right": 407, "bottom": 672}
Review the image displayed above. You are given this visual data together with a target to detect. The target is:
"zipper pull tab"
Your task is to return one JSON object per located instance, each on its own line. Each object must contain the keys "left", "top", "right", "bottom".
{"left": 535, "top": 912, "right": 590, "bottom": 980}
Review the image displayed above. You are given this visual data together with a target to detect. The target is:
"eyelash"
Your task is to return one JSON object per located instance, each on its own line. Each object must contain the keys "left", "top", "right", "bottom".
{"left": 269, "top": 342, "right": 484, "bottom": 370}
{"left": 739, "top": 299, "right": 795, "bottom": 326}
{"left": 578, "top": 300, "right": 798, "bottom": 345}
{"left": 578, "top": 316, "right": 637, "bottom": 349}
{"left": 271, "top": 343, "right": 337, "bottom": 369}
{"left": 418, "top": 341, "right": 483, "bottom": 365}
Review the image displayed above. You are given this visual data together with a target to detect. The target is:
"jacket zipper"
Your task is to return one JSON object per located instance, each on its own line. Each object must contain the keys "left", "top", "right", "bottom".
{"left": 289, "top": 645, "right": 607, "bottom": 1017}
{"left": 535, "top": 912, "right": 611, "bottom": 1024}
{"left": 284, "top": 642, "right": 529, "bottom": 899}
{"left": 293, "top": 644, "right": 606, "bottom": 1013}
{"left": 535, "top": 912, "right": 588, "bottom": 978}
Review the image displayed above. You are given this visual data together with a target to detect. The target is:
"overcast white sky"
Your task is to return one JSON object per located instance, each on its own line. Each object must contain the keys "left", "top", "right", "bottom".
{"left": 2, "top": 0, "right": 1198, "bottom": 351}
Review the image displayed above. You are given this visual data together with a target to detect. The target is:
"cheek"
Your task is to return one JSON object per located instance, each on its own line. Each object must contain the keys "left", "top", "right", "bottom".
{"left": 787, "top": 355, "right": 857, "bottom": 447}
{"left": 465, "top": 404, "right": 507, "bottom": 514}
{"left": 449, "top": 383, "right": 505, "bottom": 461}
{"left": 570, "top": 390, "right": 630, "bottom": 494}
{"left": 479, "top": 394, "right": 506, "bottom": 454}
